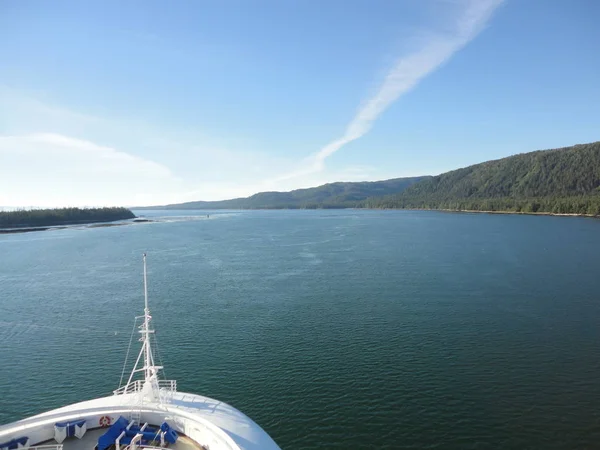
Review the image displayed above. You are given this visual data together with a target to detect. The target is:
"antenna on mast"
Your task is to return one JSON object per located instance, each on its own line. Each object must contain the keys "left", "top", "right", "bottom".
{"left": 140, "top": 252, "right": 161, "bottom": 383}
{"left": 143, "top": 253, "right": 149, "bottom": 317}
{"left": 119, "top": 253, "right": 163, "bottom": 400}
{"left": 142, "top": 252, "right": 153, "bottom": 381}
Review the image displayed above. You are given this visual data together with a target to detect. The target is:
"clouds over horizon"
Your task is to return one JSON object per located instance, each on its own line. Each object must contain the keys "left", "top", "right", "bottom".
{"left": 0, "top": 132, "right": 390, "bottom": 207}
{"left": 0, "top": 91, "right": 403, "bottom": 207}
{"left": 275, "top": 0, "right": 504, "bottom": 183}
{"left": 0, "top": 133, "right": 185, "bottom": 207}
{"left": 0, "top": 0, "right": 505, "bottom": 207}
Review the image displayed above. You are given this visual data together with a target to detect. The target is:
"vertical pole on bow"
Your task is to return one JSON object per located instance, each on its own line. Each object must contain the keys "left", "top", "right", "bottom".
{"left": 142, "top": 253, "right": 153, "bottom": 381}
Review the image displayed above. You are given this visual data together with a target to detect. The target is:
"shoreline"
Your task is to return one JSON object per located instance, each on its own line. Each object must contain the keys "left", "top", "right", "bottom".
{"left": 134, "top": 207, "right": 600, "bottom": 218}
{"left": 0, "top": 219, "right": 156, "bottom": 235}
{"left": 0, "top": 207, "right": 136, "bottom": 232}
{"left": 405, "top": 208, "right": 599, "bottom": 218}
{"left": 1, "top": 209, "right": 596, "bottom": 234}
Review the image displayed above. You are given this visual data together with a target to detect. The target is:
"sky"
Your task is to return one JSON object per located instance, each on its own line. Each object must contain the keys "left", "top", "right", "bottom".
{"left": 1, "top": 0, "right": 599, "bottom": 207}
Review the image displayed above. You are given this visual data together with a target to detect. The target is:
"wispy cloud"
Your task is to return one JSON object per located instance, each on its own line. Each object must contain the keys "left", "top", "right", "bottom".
{"left": 274, "top": 0, "right": 504, "bottom": 183}
{"left": 0, "top": 133, "right": 184, "bottom": 207}
{"left": 0, "top": 0, "right": 504, "bottom": 206}
{"left": 29, "top": 133, "right": 173, "bottom": 178}
{"left": 0, "top": 90, "right": 300, "bottom": 204}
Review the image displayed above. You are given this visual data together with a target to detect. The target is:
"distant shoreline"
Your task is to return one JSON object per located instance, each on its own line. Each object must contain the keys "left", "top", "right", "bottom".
{"left": 136, "top": 206, "right": 600, "bottom": 218}
{"left": 360, "top": 207, "right": 598, "bottom": 218}
{"left": 0, "top": 219, "right": 158, "bottom": 234}
{"left": 432, "top": 208, "right": 598, "bottom": 218}
{"left": 1, "top": 208, "right": 596, "bottom": 235}
{"left": 0, "top": 207, "right": 138, "bottom": 233}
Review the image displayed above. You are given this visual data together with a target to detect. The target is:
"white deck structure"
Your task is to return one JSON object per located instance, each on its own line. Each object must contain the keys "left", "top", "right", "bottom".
{"left": 0, "top": 255, "right": 280, "bottom": 450}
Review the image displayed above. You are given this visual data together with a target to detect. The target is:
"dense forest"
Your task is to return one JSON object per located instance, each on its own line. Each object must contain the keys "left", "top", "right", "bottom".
{"left": 145, "top": 176, "right": 429, "bottom": 210}
{"left": 141, "top": 141, "right": 600, "bottom": 216}
{"left": 363, "top": 195, "right": 600, "bottom": 215}
{"left": 364, "top": 142, "right": 600, "bottom": 215}
{"left": 0, "top": 207, "right": 136, "bottom": 228}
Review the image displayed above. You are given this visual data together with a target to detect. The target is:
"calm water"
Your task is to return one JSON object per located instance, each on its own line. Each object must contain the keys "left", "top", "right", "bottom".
{"left": 1, "top": 210, "right": 600, "bottom": 449}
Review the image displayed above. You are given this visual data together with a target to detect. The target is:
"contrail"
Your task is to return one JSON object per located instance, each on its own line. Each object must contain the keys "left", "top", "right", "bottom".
{"left": 273, "top": 0, "right": 504, "bottom": 183}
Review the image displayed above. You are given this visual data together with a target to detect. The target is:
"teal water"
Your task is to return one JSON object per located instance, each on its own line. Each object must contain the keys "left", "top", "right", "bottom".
{"left": 1, "top": 210, "right": 600, "bottom": 449}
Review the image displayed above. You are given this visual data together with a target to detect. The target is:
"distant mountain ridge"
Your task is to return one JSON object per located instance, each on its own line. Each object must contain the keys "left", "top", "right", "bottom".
{"left": 365, "top": 141, "right": 600, "bottom": 215}
{"left": 141, "top": 141, "right": 600, "bottom": 216}
{"left": 144, "top": 176, "right": 429, "bottom": 210}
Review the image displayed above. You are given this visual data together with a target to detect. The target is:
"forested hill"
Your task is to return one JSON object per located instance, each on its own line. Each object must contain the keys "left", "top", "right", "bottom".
{"left": 364, "top": 141, "right": 600, "bottom": 215}
{"left": 146, "top": 176, "right": 429, "bottom": 209}
{"left": 0, "top": 207, "right": 135, "bottom": 229}
{"left": 142, "top": 141, "right": 600, "bottom": 215}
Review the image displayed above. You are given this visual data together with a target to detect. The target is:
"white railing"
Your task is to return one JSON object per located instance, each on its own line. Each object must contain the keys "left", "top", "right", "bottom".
{"left": 113, "top": 380, "right": 143, "bottom": 395}
{"left": 0, "top": 403, "right": 243, "bottom": 450}
{"left": 134, "top": 446, "right": 173, "bottom": 450}
{"left": 113, "top": 380, "right": 177, "bottom": 396}
{"left": 0, "top": 445, "right": 62, "bottom": 450}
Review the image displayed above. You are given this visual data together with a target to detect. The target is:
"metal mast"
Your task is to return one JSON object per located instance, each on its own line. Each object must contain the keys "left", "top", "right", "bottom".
{"left": 142, "top": 253, "right": 156, "bottom": 381}
{"left": 121, "top": 253, "right": 162, "bottom": 395}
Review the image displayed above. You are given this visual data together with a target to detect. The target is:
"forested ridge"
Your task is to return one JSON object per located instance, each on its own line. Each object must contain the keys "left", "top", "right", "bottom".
{"left": 143, "top": 177, "right": 428, "bottom": 210}
{"left": 0, "top": 207, "right": 136, "bottom": 228}
{"left": 141, "top": 141, "right": 600, "bottom": 216}
{"left": 363, "top": 142, "right": 600, "bottom": 215}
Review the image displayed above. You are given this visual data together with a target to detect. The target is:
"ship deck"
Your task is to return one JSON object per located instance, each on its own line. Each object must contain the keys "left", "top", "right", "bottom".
{"left": 44, "top": 428, "right": 205, "bottom": 450}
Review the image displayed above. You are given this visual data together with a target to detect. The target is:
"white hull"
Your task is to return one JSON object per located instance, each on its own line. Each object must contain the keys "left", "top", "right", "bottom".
{"left": 0, "top": 391, "right": 280, "bottom": 450}
{"left": 1, "top": 255, "right": 280, "bottom": 450}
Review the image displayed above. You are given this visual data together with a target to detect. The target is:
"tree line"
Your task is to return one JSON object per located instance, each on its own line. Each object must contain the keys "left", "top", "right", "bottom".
{"left": 0, "top": 207, "right": 136, "bottom": 228}
{"left": 361, "top": 141, "right": 600, "bottom": 215}
{"left": 361, "top": 195, "right": 600, "bottom": 215}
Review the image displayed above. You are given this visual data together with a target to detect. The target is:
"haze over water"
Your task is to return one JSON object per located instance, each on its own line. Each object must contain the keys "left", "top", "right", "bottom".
{"left": 1, "top": 210, "right": 600, "bottom": 449}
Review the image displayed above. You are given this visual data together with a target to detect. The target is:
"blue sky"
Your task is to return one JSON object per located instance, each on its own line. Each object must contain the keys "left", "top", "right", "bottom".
{"left": 1, "top": 0, "right": 599, "bottom": 207}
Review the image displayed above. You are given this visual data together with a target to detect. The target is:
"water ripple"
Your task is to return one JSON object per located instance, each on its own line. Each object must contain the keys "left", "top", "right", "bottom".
{"left": 1, "top": 210, "right": 600, "bottom": 450}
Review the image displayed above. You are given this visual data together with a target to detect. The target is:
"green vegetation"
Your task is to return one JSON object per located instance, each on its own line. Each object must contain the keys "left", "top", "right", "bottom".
{"left": 363, "top": 142, "right": 600, "bottom": 215}
{"left": 146, "top": 177, "right": 429, "bottom": 210}
{"left": 141, "top": 141, "right": 600, "bottom": 216}
{"left": 363, "top": 195, "right": 600, "bottom": 215}
{"left": 0, "top": 207, "right": 136, "bottom": 229}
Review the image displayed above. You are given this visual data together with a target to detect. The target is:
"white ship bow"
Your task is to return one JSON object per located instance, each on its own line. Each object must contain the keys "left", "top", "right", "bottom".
{"left": 0, "top": 254, "right": 281, "bottom": 450}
